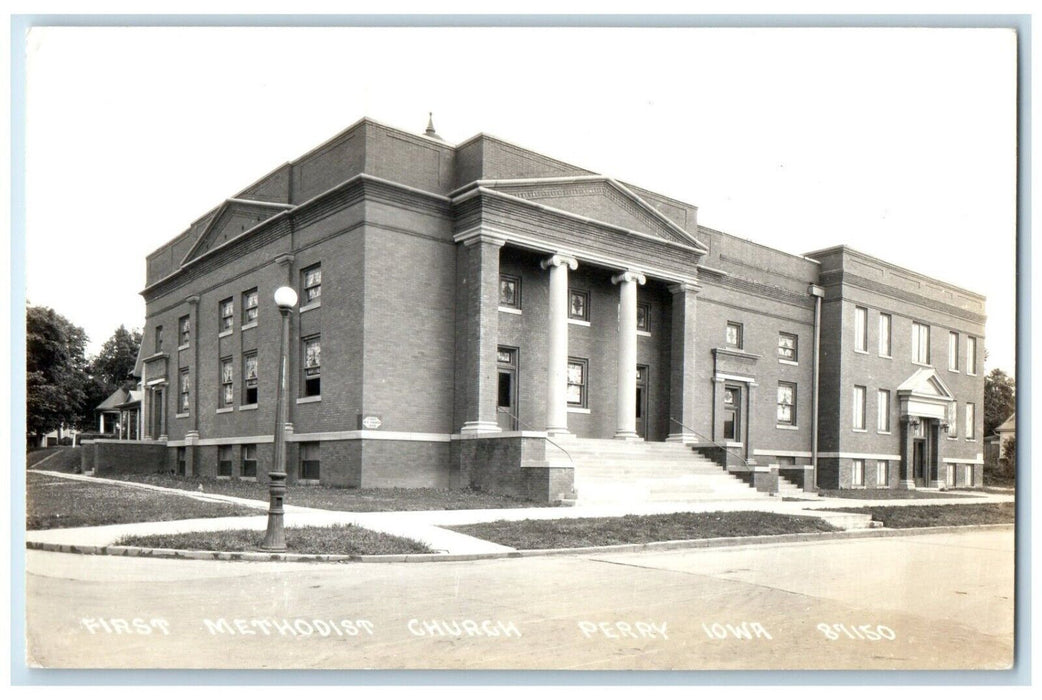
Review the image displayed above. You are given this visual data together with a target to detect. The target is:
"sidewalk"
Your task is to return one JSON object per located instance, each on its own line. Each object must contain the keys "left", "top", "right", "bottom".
{"left": 26, "top": 469, "right": 1015, "bottom": 557}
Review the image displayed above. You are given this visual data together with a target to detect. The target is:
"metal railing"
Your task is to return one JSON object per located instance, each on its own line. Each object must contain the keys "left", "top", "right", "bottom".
{"left": 668, "top": 417, "right": 752, "bottom": 470}
{"left": 500, "top": 411, "right": 574, "bottom": 466}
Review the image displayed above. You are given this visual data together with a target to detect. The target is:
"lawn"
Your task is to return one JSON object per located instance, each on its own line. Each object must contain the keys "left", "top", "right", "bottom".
{"left": 826, "top": 502, "right": 1015, "bottom": 528}
{"left": 108, "top": 473, "right": 551, "bottom": 512}
{"left": 26, "top": 472, "right": 261, "bottom": 530}
{"left": 449, "top": 511, "right": 838, "bottom": 550}
{"left": 27, "top": 447, "right": 82, "bottom": 473}
{"left": 818, "top": 488, "right": 971, "bottom": 500}
{"left": 116, "top": 524, "right": 431, "bottom": 556}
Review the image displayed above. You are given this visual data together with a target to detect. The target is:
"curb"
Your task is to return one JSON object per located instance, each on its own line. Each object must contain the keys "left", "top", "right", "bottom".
{"left": 25, "top": 523, "right": 1013, "bottom": 564}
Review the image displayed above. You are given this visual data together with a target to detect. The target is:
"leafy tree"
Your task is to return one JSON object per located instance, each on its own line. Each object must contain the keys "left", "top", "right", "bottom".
{"left": 983, "top": 368, "right": 1015, "bottom": 437}
{"left": 91, "top": 324, "right": 142, "bottom": 389}
{"left": 26, "top": 306, "right": 89, "bottom": 444}
{"left": 1001, "top": 436, "right": 1016, "bottom": 477}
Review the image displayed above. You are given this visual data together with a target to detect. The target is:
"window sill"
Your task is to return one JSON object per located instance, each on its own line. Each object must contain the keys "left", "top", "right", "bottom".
{"left": 297, "top": 396, "right": 322, "bottom": 404}
{"left": 239, "top": 404, "right": 258, "bottom": 412}
{"left": 636, "top": 330, "right": 651, "bottom": 337}
{"left": 852, "top": 428, "right": 868, "bottom": 433}
{"left": 853, "top": 349, "right": 869, "bottom": 355}
{"left": 778, "top": 359, "right": 798, "bottom": 366}
{"left": 912, "top": 361, "right": 933, "bottom": 368}
{"left": 218, "top": 330, "right": 232, "bottom": 339}
{"left": 300, "top": 301, "right": 321, "bottom": 313}
{"left": 948, "top": 368, "right": 960, "bottom": 374}
{"left": 175, "top": 412, "right": 189, "bottom": 419}
{"left": 177, "top": 344, "right": 189, "bottom": 351}
{"left": 241, "top": 321, "right": 258, "bottom": 331}
{"left": 239, "top": 476, "right": 257, "bottom": 482}
{"left": 567, "top": 406, "right": 590, "bottom": 414}
{"left": 877, "top": 430, "right": 892, "bottom": 436}
{"left": 498, "top": 306, "right": 522, "bottom": 315}
{"left": 216, "top": 476, "right": 231, "bottom": 481}
{"left": 965, "top": 438, "right": 977, "bottom": 443}
{"left": 297, "top": 479, "right": 321, "bottom": 486}
{"left": 568, "top": 318, "right": 590, "bottom": 327}
{"left": 878, "top": 353, "right": 892, "bottom": 360}
{"left": 216, "top": 407, "right": 234, "bottom": 414}
{"left": 776, "top": 424, "right": 798, "bottom": 431}
{"left": 967, "top": 372, "right": 977, "bottom": 377}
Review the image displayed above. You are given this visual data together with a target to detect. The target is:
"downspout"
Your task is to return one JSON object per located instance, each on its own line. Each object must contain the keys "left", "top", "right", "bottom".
{"left": 809, "top": 284, "right": 825, "bottom": 490}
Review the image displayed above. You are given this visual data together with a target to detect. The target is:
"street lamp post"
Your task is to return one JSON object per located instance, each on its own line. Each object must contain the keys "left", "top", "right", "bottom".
{"left": 260, "top": 285, "right": 298, "bottom": 552}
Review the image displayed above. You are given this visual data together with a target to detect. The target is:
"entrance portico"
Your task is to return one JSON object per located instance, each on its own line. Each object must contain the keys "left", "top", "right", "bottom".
{"left": 896, "top": 368, "right": 957, "bottom": 489}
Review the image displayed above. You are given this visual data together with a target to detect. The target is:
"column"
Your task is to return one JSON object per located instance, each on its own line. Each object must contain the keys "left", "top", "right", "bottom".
{"left": 898, "top": 416, "right": 916, "bottom": 489}
{"left": 666, "top": 282, "right": 701, "bottom": 442}
{"left": 611, "top": 270, "right": 646, "bottom": 440}
{"left": 158, "top": 385, "right": 168, "bottom": 441}
{"left": 744, "top": 381, "right": 757, "bottom": 465}
{"left": 541, "top": 254, "right": 578, "bottom": 436}
{"left": 456, "top": 233, "right": 505, "bottom": 434}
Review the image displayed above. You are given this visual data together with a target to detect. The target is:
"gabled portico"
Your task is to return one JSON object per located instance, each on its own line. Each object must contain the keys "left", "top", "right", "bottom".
{"left": 896, "top": 368, "right": 957, "bottom": 489}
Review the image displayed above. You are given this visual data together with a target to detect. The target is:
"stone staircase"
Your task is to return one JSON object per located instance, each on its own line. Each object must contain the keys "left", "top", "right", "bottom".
{"left": 551, "top": 438, "right": 770, "bottom": 506}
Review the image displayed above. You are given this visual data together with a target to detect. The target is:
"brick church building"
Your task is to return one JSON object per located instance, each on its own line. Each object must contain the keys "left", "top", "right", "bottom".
{"left": 121, "top": 117, "right": 985, "bottom": 501}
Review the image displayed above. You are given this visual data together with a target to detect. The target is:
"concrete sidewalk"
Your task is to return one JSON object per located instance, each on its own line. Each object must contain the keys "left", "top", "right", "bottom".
{"left": 26, "top": 469, "right": 1015, "bottom": 556}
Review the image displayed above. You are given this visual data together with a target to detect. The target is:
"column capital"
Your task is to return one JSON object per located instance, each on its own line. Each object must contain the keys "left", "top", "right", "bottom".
{"left": 540, "top": 253, "right": 578, "bottom": 271}
{"left": 185, "top": 295, "right": 200, "bottom": 306}
{"left": 611, "top": 270, "right": 646, "bottom": 285}
{"left": 459, "top": 231, "right": 507, "bottom": 248}
{"left": 274, "top": 253, "right": 295, "bottom": 267}
{"left": 808, "top": 284, "right": 825, "bottom": 298}
{"left": 667, "top": 281, "right": 701, "bottom": 296}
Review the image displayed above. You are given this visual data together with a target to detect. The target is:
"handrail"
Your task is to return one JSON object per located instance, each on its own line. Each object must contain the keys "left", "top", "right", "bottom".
{"left": 500, "top": 411, "right": 574, "bottom": 466}
{"left": 668, "top": 417, "right": 752, "bottom": 469}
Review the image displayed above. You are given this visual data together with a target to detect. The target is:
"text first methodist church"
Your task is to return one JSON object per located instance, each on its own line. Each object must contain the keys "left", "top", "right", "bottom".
{"left": 97, "top": 117, "right": 986, "bottom": 503}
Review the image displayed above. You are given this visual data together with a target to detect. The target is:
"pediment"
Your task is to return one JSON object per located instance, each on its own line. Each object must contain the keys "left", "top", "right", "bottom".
{"left": 486, "top": 178, "right": 707, "bottom": 251}
{"left": 181, "top": 200, "right": 290, "bottom": 265}
{"left": 896, "top": 368, "right": 955, "bottom": 401}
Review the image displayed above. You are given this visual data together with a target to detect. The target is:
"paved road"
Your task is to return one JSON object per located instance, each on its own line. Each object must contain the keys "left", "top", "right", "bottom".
{"left": 25, "top": 527, "right": 1014, "bottom": 671}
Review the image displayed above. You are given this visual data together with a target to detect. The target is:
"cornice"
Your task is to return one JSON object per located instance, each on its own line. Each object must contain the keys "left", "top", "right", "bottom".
{"left": 819, "top": 270, "right": 987, "bottom": 325}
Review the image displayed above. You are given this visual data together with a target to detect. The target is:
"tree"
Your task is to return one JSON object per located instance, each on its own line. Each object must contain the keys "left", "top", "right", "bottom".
{"left": 1001, "top": 436, "right": 1016, "bottom": 477}
{"left": 983, "top": 368, "right": 1016, "bottom": 438}
{"left": 26, "top": 305, "right": 89, "bottom": 444}
{"left": 92, "top": 324, "right": 142, "bottom": 389}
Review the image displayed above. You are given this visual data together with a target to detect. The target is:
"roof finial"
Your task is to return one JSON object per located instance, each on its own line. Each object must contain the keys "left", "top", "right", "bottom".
{"left": 424, "top": 112, "right": 441, "bottom": 139}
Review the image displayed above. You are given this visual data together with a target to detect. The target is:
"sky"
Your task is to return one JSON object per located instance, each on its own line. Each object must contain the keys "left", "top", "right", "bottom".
{"left": 21, "top": 25, "right": 1017, "bottom": 373}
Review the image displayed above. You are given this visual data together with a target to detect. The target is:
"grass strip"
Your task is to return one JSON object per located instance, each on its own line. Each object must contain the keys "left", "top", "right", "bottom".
{"left": 116, "top": 524, "right": 431, "bottom": 555}
{"left": 826, "top": 502, "right": 1015, "bottom": 528}
{"left": 449, "top": 511, "right": 838, "bottom": 550}
{"left": 27, "top": 447, "right": 82, "bottom": 472}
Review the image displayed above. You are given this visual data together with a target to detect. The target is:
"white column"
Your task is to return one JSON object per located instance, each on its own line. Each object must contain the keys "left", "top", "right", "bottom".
{"left": 541, "top": 254, "right": 578, "bottom": 436}
{"left": 612, "top": 270, "right": 646, "bottom": 440}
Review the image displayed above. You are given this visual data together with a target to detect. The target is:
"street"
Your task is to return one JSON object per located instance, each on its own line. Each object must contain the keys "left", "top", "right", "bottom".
{"left": 25, "top": 528, "right": 1014, "bottom": 671}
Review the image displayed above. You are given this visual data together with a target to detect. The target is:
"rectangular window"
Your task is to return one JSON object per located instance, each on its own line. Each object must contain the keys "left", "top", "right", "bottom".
{"left": 877, "top": 389, "right": 891, "bottom": 433}
{"left": 243, "top": 352, "right": 258, "bottom": 405}
{"left": 948, "top": 331, "right": 960, "bottom": 371}
{"left": 220, "top": 357, "right": 234, "bottom": 408}
{"left": 243, "top": 288, "right": 259, "bottom": 325}
{"left": 219, "top": 298, "right": 233, "bottom": 333}
{"left": 726, "top": 322, "right": 743, "bottom": 349}
{"left": 852, "top": 459, "right": 865, "bottom": 487}
{"left": 155, "top": 325, "right": 164, "bottom": 353}
{"left": 302, "top": 264, "right": 322, "bottom": 304}
{"left": 636, "top": 303, "right": 650, "bottom": 333}
{"left": 241, "top": 444, "right": 257, "bottom": 478}
{"left": 912, "top": 321, "right": 930, "bottom": 364}
{"left": 853, "top": 385, "right": 866, "bottom": 430}
{"left": 179, "top": 368, "right": 190, "bottom": 414}
{"left": 567, "top": 358, "right": 588, "bottom": 407}
{"left": 964, "top": 464, "right": 973, "bottom": 487}
{"left": 876, "top": 460, "right": 889, "bottom": 487}
{"left": 303, "top": 336, "right": 321, "bottom": 397}
{"left": 218, "top": 445, "right": 233, "bottom": 477}
{"left": 966, "top": 402, "right": 976, "bottom": 439}
{"left": 176, "top": 447, "right": 186, "bottom": 476}
{"left": 568, "top": 289, "right": 589, "bottom": 321}
{"left": 300, "top": 442, "right": 320, "bottom": 481}
{"left": 854, "top": 306, "right": 868, "bottom": 352}
{"left": 777, "top": 382, "right": 796, "bottom": 426}
{"left": 878, "top": 313, "right": 892, "bottom": 357}
{"left": 967, "top": 336, "right": 978, "bottom": 375}
{"left": 947, "top": 402, "right": 958, "bottom": 438}
{"left": 778, "top": 332, "right": 798, "bottom": 362}
{"left": 499, "top": 274, "right": 520, "bottom": 309}
{"left": 179, "top": 315, "right": 190, "bottom": 347}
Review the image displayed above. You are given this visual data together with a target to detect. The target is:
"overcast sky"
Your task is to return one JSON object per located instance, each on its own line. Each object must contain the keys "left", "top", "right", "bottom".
{"left": 22, "top": 26, "right": 1017, "bottom": 373}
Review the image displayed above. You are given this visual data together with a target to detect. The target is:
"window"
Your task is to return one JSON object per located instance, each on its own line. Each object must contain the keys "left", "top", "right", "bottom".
{"left": 777, "top": 382, "right": 796, "bottom": 426}
{"left": 948, "top": 332, "right": 960, "bottom": 371}
{"left": 176, "top": 447, "right": 186, "bottom": 476}
{"left": 877, "top": 389, "right": 891, "bottom": 433}
{"left": 219, "top": 298, "right": 233, "bottom": 333}
{"left": 878, "top": 313, "right": 892, "bottom": 357}
{"left": 947, "top": 402, "right": 958, "bottom": 438}
{"left": 303, "top": 336, "right": 321, "bottom": 397}
{"left": 637, "top": 303, "right": 651, "bottom": 333}
{"left": 966, "top": 402, "right": 976, "bottom": 439}
{"left": 302, "top": 264, "right": 322, "bottom": 304}
{"left": 499, "top": 274, "right": 520, "bottom": 309}
{"left": 854, "top": 306, "right": 868, "bottom": 352}
{"left": 567, "top": 358, "right": 588, "bottom": 408}
{"left": 876, "top": 461, "right": 889, "bottom": 487}
{"left": 852, "top": 459, "right": 865, "bottom": 487}
{"left": 155, "top": 325, "right": 164, "bottom": 353}
{"left": 912, "top": 321, "right": 930, "bottom": 364}
{"left": 241, "top": 444, "right": 257, "bottom": 478}
{"left": 778, "top": 332, "right": 798, "bottom": 362}
{"left": 243, "top": 352, "right": 258, "bottom": 405}
{"left": 179, "top": 315, "right": 190, "bottom": 347}
{"left": 218, "top": 445, "right": 233, "bottom": 477}
{"left": 964, "top": 465, "right": 973, "bottom": 487}
{"left": 726, "top": 322, "right": 743, "bottom": 349}
{"left": 568, "top": 289, "right": 589, "bottom": 321}
{"left": 300, "top": 442, "right": 320, "bottom": 481}
{"left": 179, "top": 368, "right": 190, "bottom": 414}
{"left": 946, "top": 464, "right": 956, "bottom": 488}
{"left": 243, "top": 288, "right": 259, "bottom": 325}
{"left": 853, "top": 386, "right": 866, "bottom": 430}
{"left": 967, "top": 336, "right": 978, "bottom": 376}
{"left": 220, "top": 357, "right": 234, "bottom": 408}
